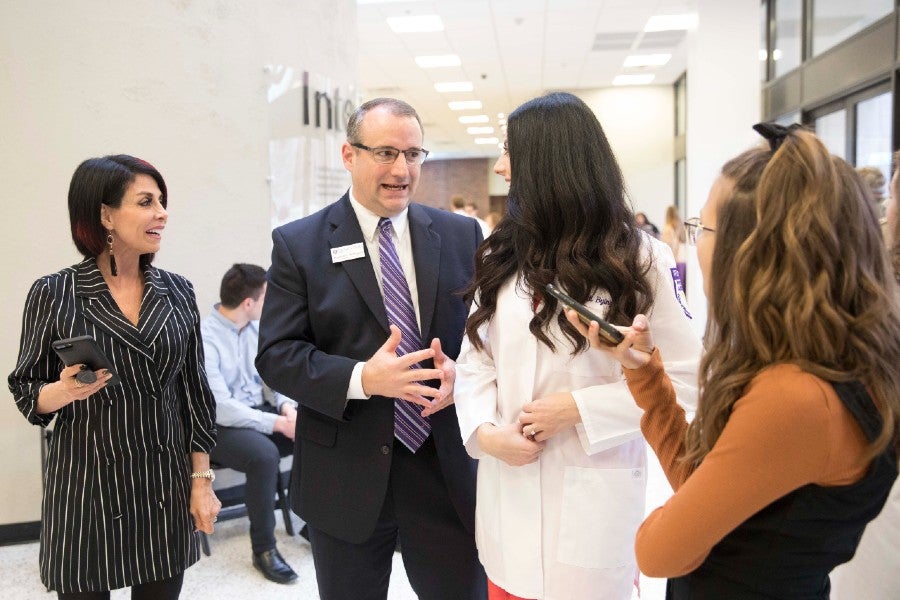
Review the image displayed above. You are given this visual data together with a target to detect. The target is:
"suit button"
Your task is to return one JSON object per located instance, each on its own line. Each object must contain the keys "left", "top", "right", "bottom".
{"left": 381, "top": 445, "right": 391, "bottom": 455}
{"left": 155, "top": 445, "right": 163, "bottom": 454}
{"left": 105, "top": 399, "right": 113, "bottom": 407}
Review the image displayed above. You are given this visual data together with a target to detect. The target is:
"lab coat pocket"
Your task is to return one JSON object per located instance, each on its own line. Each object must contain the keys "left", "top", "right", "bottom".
{"left": 557, "top": 466, "right": 646, "bottom": 569}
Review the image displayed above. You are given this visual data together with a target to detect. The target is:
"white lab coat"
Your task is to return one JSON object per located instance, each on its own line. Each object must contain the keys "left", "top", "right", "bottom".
{"left": 455, "top": 237, "right": 701, "bottom": 600}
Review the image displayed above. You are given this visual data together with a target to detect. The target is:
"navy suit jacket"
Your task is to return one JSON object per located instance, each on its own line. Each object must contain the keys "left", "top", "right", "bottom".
{"left": 256, "top": 193, "right": 482, "bottom": 543}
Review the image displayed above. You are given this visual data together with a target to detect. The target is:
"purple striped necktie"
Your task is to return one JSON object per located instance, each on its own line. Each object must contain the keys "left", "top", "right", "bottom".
{"left": 378, "top": 217, "right": 431, "bottom": 452}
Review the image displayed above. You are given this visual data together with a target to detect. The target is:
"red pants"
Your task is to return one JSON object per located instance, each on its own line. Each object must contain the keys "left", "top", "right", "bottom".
{"left": 488, "top": 578, "right": 535, "bottom": 600}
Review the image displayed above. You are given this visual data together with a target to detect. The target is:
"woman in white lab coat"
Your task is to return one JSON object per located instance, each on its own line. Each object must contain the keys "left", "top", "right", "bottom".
{"left": 454, "top": 92, "right": 702, "bottom": 600}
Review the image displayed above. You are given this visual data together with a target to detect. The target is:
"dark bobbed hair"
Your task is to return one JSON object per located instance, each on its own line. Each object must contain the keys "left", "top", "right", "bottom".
{"left": 219, "top": 263, "right": 267, "bottom": 308}
{"left": 346, "top": 97, "right": 423, "bottom": 144}
{"left": 69, "top": 154, "right": 167, "bottom": 269}
{"left": 465, "top": 91, "right": 653, "bottom": 353}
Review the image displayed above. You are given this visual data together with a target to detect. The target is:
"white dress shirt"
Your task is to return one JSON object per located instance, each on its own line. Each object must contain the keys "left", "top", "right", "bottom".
{"left": 346, "top": 189, "right": 421, "bottom": 399}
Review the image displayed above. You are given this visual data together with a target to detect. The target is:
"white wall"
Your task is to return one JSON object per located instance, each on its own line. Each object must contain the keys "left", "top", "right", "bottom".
{"left": 0, "top": 0, "right": 356, "bottom": 525}
{"left": 577, "top": 87, "right": 676, "bottom": 228}
{"left": 684, "top": 0, "right": 761, "bottom": 331}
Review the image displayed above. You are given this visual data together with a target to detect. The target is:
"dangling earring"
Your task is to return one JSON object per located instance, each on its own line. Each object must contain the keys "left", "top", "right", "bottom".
{"left": 106, "top": 232, "right": 118, "bottom": 276}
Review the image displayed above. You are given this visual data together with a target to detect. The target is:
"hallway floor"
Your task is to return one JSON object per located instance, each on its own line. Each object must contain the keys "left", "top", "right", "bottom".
{"left": 2, "top": 446, "right": 671, "bottom": 599}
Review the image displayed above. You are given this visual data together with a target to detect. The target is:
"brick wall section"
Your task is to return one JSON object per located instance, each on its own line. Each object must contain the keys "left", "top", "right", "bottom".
{"left": 413, "top": 157, "right": 493, "bottom": 216}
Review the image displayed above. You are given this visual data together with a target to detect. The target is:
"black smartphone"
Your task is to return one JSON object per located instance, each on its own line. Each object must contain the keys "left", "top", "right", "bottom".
{"left": 52, "top": 335, "right": 120, "bottom": 386}
{"left": 544, "top": 283, "right": 625, "bottom": 346}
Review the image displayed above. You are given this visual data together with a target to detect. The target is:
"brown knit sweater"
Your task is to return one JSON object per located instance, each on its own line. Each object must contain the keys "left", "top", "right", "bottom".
{"left": 624, "top": 349, "right": 870, "bottom": 577}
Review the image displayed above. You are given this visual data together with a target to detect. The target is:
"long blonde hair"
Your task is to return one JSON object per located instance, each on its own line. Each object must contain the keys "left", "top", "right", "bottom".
{"left": 665, "top": 205, "right": 686, "bottom": 243}
{"left": 684, "top": 130, "right": 900, "bottom": 466}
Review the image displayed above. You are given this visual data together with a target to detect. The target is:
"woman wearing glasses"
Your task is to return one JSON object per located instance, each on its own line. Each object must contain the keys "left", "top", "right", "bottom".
{"left": 454, "top": 91, "right": 702, "bottom": 600}
{"left": 570, "top": 125, "right": 900, "bottom": 598}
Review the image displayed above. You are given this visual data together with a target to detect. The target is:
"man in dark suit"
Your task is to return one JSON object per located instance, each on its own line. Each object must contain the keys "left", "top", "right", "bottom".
{"left": 256, "top": 98, "right": 486, "bottom": 600}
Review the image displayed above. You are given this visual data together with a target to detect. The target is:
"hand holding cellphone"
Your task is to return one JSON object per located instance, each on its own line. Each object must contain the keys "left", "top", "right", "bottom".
{"left": 52, "top": 335, "right": 120, "bottom": 386}
{"left": 544, "top": 283, "right": 625, "bottom": 346}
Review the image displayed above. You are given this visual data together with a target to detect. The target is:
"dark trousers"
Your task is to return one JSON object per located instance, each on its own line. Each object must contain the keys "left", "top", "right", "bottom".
{"left": 308, "top": 436, "right": 486, "bottom": 600}
{"left": 209, "top": 405, "right": 294, "bottom": 553}
{"left": 56, "top": 572, "right": 184, "bottom": 600}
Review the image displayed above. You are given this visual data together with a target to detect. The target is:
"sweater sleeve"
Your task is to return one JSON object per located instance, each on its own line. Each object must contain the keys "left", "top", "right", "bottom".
{"left": 632, "top": 366, "right": 868, "bottom": 577}
{"left": 623, "top": 348, "right": 693, "bottom": 489}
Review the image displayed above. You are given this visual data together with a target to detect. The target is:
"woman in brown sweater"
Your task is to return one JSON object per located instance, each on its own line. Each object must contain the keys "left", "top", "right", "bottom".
{"left": 568, "top": 125, "right": 900, "bottom": 599}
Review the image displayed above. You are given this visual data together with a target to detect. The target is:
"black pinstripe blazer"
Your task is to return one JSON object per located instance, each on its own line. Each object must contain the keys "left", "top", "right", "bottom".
{"left": 8, "top": 258, "right": 217, "bottom": 593}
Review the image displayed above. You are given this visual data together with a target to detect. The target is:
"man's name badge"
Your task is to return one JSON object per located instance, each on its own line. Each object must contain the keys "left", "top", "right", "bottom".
{"left": 331, "top": 242, "right": 366, "bottom": 263}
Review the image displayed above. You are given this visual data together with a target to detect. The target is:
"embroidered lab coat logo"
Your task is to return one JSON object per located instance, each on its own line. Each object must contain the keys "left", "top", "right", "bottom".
{"left": 670, "top": 267, "right": 691, "bottom": 319}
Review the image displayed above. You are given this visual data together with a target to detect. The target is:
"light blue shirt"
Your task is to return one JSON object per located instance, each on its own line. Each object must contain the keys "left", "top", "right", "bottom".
{"left": 201, "top": 305, "right": 296, "bottom": 433}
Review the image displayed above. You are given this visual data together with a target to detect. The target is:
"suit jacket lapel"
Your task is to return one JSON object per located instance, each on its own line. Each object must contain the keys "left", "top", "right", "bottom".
{"left": 408, "top": 204, "right": 440, "bottom": 340}
{"left": 328, "top": 194, "right": 391, "bottom": 334}
{"left": 139, "top": 267, "right": 174, "bottom": 347}
{"left": 75, "top": 259, "right": 171, "bottom": 361}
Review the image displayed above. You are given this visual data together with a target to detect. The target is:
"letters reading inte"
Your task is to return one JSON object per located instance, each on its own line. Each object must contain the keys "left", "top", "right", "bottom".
{"left": 302, "top": 70, "right": 356, "bottom": 132}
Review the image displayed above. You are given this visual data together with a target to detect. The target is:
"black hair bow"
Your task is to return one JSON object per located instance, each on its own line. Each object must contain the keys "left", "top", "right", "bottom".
{"left": 752, "top": 121, "right": 802, "bottom": 152}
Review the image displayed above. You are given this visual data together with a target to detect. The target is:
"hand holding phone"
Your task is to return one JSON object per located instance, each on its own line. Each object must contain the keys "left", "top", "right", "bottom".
{"left": 544, "top": 283, "right": 625, "bottom": 345}
{"left": 52, "top": 335, "right": 120, "bottom": 386}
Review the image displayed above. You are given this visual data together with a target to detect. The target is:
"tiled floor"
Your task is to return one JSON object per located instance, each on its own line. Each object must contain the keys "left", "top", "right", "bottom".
{"left": 2, "top": 445, "right": 671, "bottom": 599}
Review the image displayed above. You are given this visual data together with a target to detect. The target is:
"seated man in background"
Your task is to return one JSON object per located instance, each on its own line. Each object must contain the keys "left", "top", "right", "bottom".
{"left": 201, "top": 263, "right": 299, "bottom": 584}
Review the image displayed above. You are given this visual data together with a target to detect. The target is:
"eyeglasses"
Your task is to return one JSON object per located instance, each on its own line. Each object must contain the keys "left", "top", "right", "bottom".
{"left": 684, "top": 217, "right": 715, "bottom": 245}
{"left": 350, "top": 143, "right": 429, "bottom": 165}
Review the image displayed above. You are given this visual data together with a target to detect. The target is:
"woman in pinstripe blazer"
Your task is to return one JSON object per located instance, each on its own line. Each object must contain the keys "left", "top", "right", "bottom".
{"left": 8, "top": 155, "right": 220, "bottom": 599}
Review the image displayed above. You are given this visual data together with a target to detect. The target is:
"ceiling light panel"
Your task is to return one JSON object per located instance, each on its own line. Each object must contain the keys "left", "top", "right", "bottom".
{"left": 434, "top": 81, "right": 474, "bottom": 93}
{"left": 415, "top": 54, "right": 461, "bottom": 68}
{"left": 387, "top": 15, "right": 444, "bottom": 33}
{"left": 449, "top": 100, "right": 482, "bottom": 110}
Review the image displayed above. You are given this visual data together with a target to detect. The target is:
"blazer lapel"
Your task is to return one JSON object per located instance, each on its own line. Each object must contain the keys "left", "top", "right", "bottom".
{"left": 138, "top": 267, "right": 174, "bottom": 347}
{"left": 408, "top": 204, "right": 440, "bottom": 340}
{"left": 328, "top": 194, "right": 391, "bottom": 334}
{"left": 75, "top": 259, "right": 171, "bottom": 361}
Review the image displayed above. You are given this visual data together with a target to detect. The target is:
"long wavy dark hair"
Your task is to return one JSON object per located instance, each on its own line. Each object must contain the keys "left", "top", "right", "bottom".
{"left": 464, "top": 92, "right": 653, "bottom": 353}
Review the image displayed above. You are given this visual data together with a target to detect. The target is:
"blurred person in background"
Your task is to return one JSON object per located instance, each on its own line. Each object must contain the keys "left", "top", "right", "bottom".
{"left": 661, "top": 205, "right": 687, "bottom": 293}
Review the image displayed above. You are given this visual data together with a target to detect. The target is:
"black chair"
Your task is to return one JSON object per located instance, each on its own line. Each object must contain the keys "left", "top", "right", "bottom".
{"left": 198, "top": 457, "right": 295, "bottom": 556}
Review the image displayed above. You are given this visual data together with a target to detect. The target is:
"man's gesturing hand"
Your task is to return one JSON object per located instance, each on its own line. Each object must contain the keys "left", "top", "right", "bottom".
{"left": 420, "top": 337, "right": 455, "bottom": 417}
{"left": 362, "top": 325, "right": 444, "bottom": 408}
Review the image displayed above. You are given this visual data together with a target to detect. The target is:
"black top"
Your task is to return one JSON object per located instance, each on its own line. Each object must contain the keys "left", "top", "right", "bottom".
{"left": 667, "top": 380, "right": 898, "bottom": 600}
